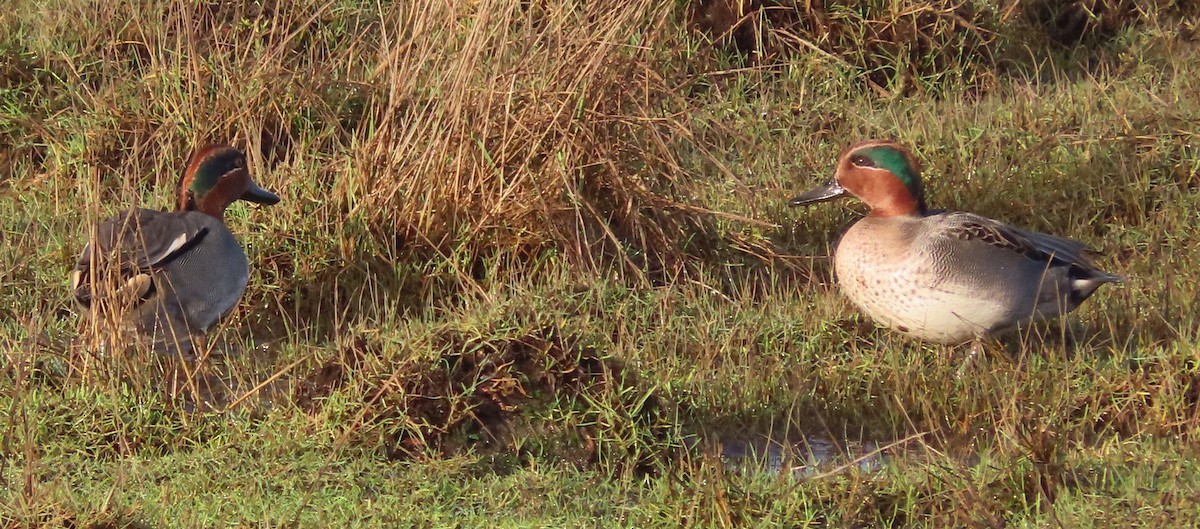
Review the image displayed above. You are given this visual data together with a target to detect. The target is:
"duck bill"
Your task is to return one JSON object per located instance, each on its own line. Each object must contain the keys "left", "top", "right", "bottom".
{"left": 240, "top": 180, "right": 281, "bottom": 205}
{"left": 788, "top": 178, "right": 846, "bottom": 207}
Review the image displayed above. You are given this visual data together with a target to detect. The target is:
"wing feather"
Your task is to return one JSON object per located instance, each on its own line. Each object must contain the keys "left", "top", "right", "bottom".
{"left": 937, "top": 212, "right": 1100, "bottom": 271}
{"left": 72, "top": 209, "right": 210, "bottom": 308}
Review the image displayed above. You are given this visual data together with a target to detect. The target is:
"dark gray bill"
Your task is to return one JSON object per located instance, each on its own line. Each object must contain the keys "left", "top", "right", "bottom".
{"left": 240, "top": 181, "right": 281, "bottom": 205}
{"left": 788, "top": 178, "right": 846, "bottom": 207}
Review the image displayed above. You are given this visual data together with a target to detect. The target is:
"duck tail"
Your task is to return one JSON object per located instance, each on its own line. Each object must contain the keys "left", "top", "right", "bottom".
{"left": 1068, "top": 267, "right": 1122, "bottom": 307}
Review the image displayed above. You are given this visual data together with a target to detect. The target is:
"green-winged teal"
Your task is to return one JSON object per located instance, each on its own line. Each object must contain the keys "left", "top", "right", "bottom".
{"left": 72, "top": 144, "right": 280, "bottom": 353}
{"left": 789, "top": 140, "right": 1120, "bottom": 356}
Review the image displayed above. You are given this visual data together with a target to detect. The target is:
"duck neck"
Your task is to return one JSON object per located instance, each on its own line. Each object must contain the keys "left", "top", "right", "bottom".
{"left": 178, "top": 190, "right": 226, "bottom": 220}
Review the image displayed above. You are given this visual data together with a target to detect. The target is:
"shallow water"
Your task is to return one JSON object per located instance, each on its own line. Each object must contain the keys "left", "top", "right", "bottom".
{"left": 716, "top": 434, "right": 890, "bottom": 478}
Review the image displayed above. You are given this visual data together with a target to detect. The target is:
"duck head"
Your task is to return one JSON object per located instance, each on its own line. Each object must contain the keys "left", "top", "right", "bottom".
{"left": 789, "top": 140, "right": 927, "bottom": 217}
{"left": 176, "top": 144, "right": 280, "bottom": 219}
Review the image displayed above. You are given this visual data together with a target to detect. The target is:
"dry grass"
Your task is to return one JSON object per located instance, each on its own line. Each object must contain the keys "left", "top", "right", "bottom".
{"left": 694, "top": 0, "right": 998, "bottom": 94}
{"left": 7, "top": 0, "right": 714, "bottom": 274}
{"left": 691, "top": 0, "right": 1200, "bottom": 95}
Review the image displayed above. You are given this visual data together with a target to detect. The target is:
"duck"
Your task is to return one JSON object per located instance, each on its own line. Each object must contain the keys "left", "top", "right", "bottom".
{"left": 71, "top": 144, "right": 280, "bottom": 354}
{"left": 789, "top": 139, "right": 1120, "bottom": 358}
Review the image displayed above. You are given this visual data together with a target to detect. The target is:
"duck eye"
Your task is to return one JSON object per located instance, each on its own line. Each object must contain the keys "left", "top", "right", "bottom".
{"left": 850, "top": 155, "right": 875, "bottom": 168}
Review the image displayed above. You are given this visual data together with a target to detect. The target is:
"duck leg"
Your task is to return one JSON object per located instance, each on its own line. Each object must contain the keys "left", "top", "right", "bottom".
{"left": 955, "top": 337, "right": 986, "bottom": 380}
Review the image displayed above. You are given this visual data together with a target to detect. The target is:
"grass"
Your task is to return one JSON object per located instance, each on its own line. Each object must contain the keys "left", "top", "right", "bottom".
{"left": 3, "top": 0, "right": 1200, "bottom": 527}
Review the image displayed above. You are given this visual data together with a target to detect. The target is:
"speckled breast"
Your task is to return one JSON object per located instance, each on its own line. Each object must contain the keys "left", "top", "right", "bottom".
{"left": 832, "top": 218, "right": 1012, "bottom": 344}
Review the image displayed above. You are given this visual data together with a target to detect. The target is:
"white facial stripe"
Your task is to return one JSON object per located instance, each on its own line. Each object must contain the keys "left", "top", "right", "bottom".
{"left": 844, "top": 165, "right": 896, "bottom": 180}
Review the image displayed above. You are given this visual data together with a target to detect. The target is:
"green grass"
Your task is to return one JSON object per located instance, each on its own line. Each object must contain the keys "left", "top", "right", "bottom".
{"left": 4, "top": 0, "right": 1200, "bottom": 527}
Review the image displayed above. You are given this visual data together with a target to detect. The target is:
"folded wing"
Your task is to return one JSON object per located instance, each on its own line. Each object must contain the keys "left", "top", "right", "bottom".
{"left": 72, "top": 209, "right": 210, "bottom": 309}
